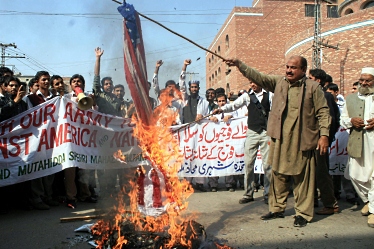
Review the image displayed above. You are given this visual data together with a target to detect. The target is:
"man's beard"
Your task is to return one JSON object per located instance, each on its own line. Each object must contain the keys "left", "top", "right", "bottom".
{"left": 190, "top": 92, "right": 199, "bottom": 98}
{"left": 358, "top": 85, "right": 374, "bottom": 95}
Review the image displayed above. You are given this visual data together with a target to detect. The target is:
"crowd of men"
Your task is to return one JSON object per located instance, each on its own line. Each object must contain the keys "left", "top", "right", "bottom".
{"left": 0, "top": 53, "right": 373, "bottom": 229}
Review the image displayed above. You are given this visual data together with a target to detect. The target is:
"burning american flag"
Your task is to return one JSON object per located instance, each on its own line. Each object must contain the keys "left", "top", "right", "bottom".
{"left": 117, "top": 2, "right": 152, "bottom": 125}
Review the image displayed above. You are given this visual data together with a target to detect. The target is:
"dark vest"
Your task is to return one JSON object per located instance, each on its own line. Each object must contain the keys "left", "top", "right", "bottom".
{"left": 247, "top": 92, "right": 270, "bottom": 133}
{"left": 27, "top": 93, "right": 56, "bottom": 107}
{"left": 183, "top": 96, "right": 199, "bottom": 124}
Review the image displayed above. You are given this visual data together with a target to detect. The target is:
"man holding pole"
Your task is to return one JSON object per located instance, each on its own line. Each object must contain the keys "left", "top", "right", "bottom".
{"left": 221, "top": 56, "right": 331, "bottom": 227}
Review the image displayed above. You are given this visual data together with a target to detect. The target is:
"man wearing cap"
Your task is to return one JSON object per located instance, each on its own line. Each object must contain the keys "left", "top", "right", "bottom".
{"left": 180, "top": 59, "right": 210, "bottom": 192}
{"left": 340, "top": 67, "right": 374, "bottom": 228}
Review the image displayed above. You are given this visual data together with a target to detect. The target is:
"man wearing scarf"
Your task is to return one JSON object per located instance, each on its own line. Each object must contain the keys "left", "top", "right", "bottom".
{"left": 340, "top": 67, "right": 374, "bottom": 228}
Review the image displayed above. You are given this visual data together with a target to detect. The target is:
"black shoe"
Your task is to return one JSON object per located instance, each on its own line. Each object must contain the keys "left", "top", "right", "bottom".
{"left": 194, "top": 184, "right": 207, "bottom": 192}
{"left": 264, "top": 198, "right": 269, "bottom": 205}
{"left": 293, "top": 215, "right": 308, "bottom": 227}
{"left": 239, "top": 197, "right": 254, "bottom": 204}
{"left": 261, "top": 212, "right": 285, "bottom": 220}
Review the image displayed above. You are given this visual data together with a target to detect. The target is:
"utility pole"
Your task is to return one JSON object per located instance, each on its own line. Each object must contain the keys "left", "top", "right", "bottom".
{"left": 0, "top": 43, "right": 25, "bottom": 68}
{"left": 185, "top": 72, "right": 199, "bottom": 81}
{"left": 312, "top": 0, "right": 338, "bottom": 69}
{"left": 312, "top": 0, "right": 322, "bottom": 69}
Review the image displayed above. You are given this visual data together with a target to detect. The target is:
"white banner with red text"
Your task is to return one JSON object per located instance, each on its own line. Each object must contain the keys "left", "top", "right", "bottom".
{"left": 328, "top": 126, "right": 349, "bottom": 175}
{"left": 0, "top": 97, "right": 142, "bottom": 187}
{"left": 173, "top": 117, "right": 264, "bottom": 178}
{"left": 0, "top": 97, "right": 266, "bottom": 186}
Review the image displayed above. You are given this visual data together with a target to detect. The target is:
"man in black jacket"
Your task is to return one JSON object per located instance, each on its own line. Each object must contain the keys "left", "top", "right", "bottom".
{"left": 309, "top": 69, "right": 340, "bottom": 215}
{"left": 0, "top": 76, "right": 28, "bottom": 213}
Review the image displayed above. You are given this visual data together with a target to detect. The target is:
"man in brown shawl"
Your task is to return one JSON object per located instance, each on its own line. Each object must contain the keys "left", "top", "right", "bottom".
{"left": 220, "top": 56, "right": 331, "bottom": 227}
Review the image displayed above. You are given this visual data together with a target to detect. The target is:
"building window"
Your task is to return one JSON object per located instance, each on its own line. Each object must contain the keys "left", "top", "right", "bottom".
{"left": 344, "top": 8, "right": 353, "bottom": 15}
{"left": 218, "top": 67, "right": 221, "bottom": 80}
{"left": 225, "top": 35, "right": 229, "bottom": 49}
{"left": 218, "top": 46, "right": 221, "bottom": 55}
{"left": 363, "top": 1, "right": 374, "bottom": 9}
{"left": 305, "top": 4, "right": 315, "bottom": 17}
{"left": 327, "top": 5, "right": 339, "bottom": 18}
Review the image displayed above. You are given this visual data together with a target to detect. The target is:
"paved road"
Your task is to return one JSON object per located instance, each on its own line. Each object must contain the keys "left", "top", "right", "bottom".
{"left": 1, "top": 184, "right": 372, "bottom": 249}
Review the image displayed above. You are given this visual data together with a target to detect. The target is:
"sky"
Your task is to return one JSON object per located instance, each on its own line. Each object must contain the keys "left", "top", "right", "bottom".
{"left": 1, "top": 0, "right": 253, "bottom": 99}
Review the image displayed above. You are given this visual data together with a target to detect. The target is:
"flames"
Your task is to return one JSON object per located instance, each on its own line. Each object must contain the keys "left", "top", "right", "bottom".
{"left": 93, "top": 86, "right": 197, "bottom": 248}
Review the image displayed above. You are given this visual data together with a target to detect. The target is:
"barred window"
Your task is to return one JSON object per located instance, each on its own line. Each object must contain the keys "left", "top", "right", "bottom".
{"left": 305, "top": 4, "right": 315, "bottom": 17}
{"left": 327, "top": 5, "right": 339, "bottom": 18}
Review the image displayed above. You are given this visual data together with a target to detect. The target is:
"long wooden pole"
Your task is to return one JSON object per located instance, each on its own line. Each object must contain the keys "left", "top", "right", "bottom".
{"left": 111, "top": 0, "right": 227, "bottom": 61}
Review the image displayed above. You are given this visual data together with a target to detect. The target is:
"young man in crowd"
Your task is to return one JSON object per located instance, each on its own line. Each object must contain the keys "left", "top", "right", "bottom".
{"left": 25, "top": 71, "right": 59, "bottom": 210}
{"left": 27, "top": 77, "right": 39, "bottom": 95}
{"left": 0, "top": 76, "right": 28, "bottom": 213}
{"left": 209, "top": 93, "right": 239, "bottom": 192}
{"left": 213, "top": 81, "right": 272, "bottom": 204}
{"left": 93, "top": 47, "right": 124, "bottom": 198}
{"left": 180, "top": 59, "right": 210, "bottom": 192}
{"left": 60, "top": 74, "right": 98, "bottom": 208}
{"left": 50, "top": 75, "right": 65, "bottom": 96}
{"left": 113, "top": 84, "right": 130, "bottom": 118}
{"left": 308, "top": 68, "right": 340, "bottom": 215}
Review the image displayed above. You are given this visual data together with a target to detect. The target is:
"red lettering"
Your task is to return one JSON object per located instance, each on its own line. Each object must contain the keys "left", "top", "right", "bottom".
{"left": 20, "top": 113, "right": 32, "bottom": 129}
{"left": 32, "top": 109, "right": 43, "bottom": 127}
{"left": 110, "top": 132, "right": 123, "bottom": 147}
{"left": 0, "top": 120, "right": 14, "bottom": 136}
{"left": 63, "top": 123, "right": 72, "bottom": 143}
{"left": 70, "top": 125, "right": 79, "bottom": 145}
{"left": 44, "top": 103, "right": 56, "bottom": 123}
{"left": 50, "top": 125, "right": 64, "bottom": 147}
{"left": 63, "top": 102, "right": 73, "bottom": 120}
{"left": 9, "top": 136, "right": 21, "bottom": 157}
{"left": 93, "top": 114, "right": 102, "bottom": 126}
{"left": 81, "top": 129, "right": 89, "bottom": 146}
{"left": 104, "top": 116, "right": 114, "bottom": 127}
{"left": 89, "top": 130, "right": 97, "bottom": 147}
{"left": 20, "top": 133, "right": 33, "bottom": 155}
{"left": 0, "top": 138, "right": 8, "bottom": 159}
{"left": 74, "top": 108, "right": 85, "bottom": 124}
{"left": 38, "top": 129, "right": 49, "bottom": 151}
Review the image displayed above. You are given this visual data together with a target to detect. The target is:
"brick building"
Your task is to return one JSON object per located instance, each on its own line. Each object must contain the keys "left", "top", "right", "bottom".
{"left": 207, "top": 0, "right": 374, "bottom": 97}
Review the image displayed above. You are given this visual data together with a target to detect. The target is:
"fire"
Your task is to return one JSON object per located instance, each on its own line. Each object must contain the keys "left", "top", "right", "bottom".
{"left": 94, "top": 86, "right": 197, "bottom": 248}
{"left": 113, "top": 149, "right": 126, "bottom": 163}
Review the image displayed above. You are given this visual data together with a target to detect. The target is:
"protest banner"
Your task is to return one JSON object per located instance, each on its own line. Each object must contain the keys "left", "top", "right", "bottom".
{"left": 0, "top": 97, "right": 142, "bottom": 187}
{"left": 328, "top": 126, "right": 349, "bottom": 175}
{"left": 0, "top": 98, "right": 268, "bottom": 186}
{"left": 174, "top": 117, "right": 252, "bottom": 178}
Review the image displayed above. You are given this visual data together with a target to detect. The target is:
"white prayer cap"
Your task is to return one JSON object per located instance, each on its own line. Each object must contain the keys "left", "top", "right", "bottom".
{"left": 361, "top": 67, "right": 374, "bottom": 76}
